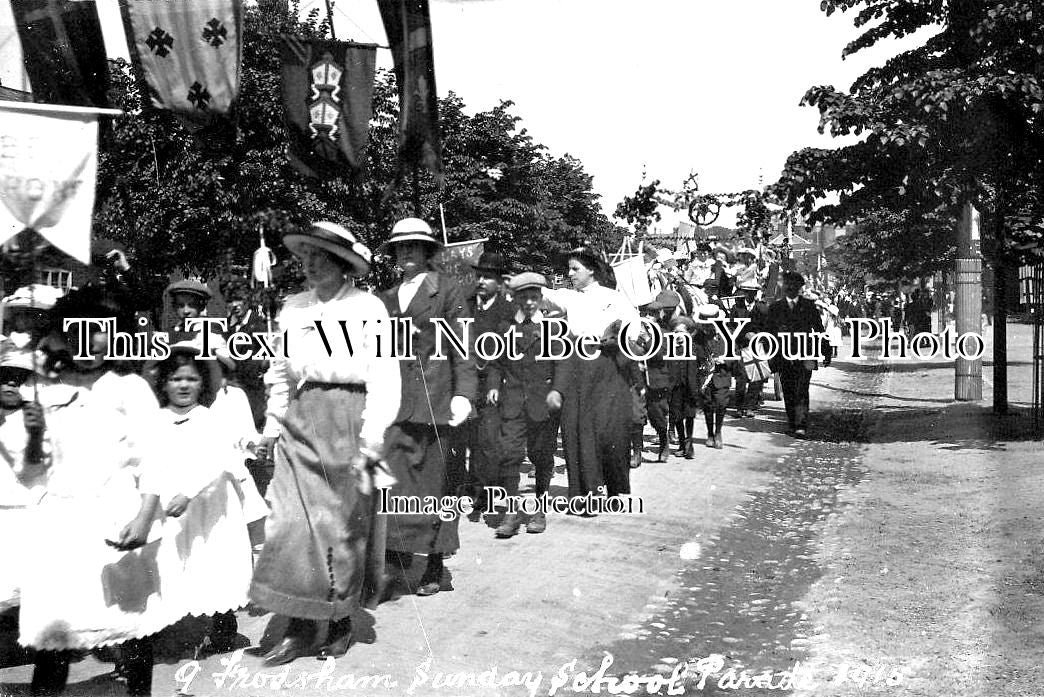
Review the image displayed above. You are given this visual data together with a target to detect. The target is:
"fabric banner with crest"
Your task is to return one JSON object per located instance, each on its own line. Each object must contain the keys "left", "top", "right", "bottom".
{"left": 11, "top": 0, "right": 110, "bottom": 108}
{"left": 0, "top": 102, "right": 119, "bottom": 264}
{"left": 121, "top": 0, "right": 242, "bottom": 127}
{"left": 377, "top": 0, "right": 443, "bottom": 182}
{"left": 279, "top": 36, "right": 378, "bottom": 179}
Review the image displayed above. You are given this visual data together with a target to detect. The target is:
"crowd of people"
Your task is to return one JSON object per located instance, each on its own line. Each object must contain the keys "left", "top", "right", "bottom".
{"left": 0, "top": 220, "right": 851, "bottom": 694}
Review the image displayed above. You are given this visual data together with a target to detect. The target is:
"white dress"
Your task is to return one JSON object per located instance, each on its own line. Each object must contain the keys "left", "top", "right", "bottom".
{"left": 209, "top": 385, "right": 268, "bottom": 522}
{"left": 0, "top": 404, "right": 42, "bottom": 611}
{"left": 145, "top": 405, "right": 255, "bottom": 623}
{"left": 17, "top": 382, "right": 168, "bottom": 650}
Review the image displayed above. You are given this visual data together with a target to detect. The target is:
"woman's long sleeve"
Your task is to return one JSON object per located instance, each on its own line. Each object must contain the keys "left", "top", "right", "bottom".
{"left": 359, "top": 295, "right": 401, "bottom": 455}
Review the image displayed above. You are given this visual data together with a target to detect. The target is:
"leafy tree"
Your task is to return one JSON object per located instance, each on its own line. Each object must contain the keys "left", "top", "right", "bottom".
{"left": 88, "top": 0, "right": 621, "bottom": 303}
{"left": 772, "top": 0, "right": 1044, "bottom": 412}
{"left": 825, "top": 208, "right": 955, "bottom": 283}
{"left": 614, "top": 175, "right": 673, "bottom": 234}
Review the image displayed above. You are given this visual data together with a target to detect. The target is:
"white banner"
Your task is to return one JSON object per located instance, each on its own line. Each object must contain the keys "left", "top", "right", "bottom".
{"left": 0, "top": 102, "right": 116, "bottom": 264}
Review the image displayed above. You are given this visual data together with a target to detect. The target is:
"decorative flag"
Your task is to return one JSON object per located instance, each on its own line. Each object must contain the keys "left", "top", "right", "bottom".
{"left": 121, "top": 0, "right": 242, "bottom": 127}
{"left": 252, "top": 228, "right": 275, "bottom": 288}
{"left": 0, "top": 101, "right": 120, "bottom": 264}
{"left": 11, "top": 0, "right": 110, "bottom": 108}
{"left": 436, "top": 239, "right": 485, "bottom": 286}
{"left": 377, "top": 0, "right": 443, "bottom": 182}
{"left": 279, "top": 36, "right": 378, "bottom": 179}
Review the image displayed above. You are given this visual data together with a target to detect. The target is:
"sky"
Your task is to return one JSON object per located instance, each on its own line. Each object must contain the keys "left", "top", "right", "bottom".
{"left": 0, "top": 0, "right": 933, "bottom": 229}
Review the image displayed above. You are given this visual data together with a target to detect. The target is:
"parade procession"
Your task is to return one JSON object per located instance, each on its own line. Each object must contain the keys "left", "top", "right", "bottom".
{"left": 2, "top": 1, "right": 1044, "bottom": 696}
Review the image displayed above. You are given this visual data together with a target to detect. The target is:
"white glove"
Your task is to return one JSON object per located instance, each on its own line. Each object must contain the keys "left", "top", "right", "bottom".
{"left": 448, "top": 396, "right": 472, "bottom": 427}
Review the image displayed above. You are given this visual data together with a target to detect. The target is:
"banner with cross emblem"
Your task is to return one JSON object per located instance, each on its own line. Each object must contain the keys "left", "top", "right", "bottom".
{"left": 10, "top": 0, "right": 111, "bottom": 108}
{"left": 279, "top": 36, "right": 378, "bottom": 179}
{"left": 121, "top": 0, "right": 243, "bottom": 128}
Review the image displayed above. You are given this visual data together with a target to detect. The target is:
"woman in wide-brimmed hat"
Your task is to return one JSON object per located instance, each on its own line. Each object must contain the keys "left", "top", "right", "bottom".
{"left": 250, "top": 221, "right": 401, "bottom": 665}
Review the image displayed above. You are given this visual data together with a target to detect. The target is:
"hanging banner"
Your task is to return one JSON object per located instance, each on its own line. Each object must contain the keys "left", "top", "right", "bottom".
{"left": 121, "top": 0, "right": 242, "bottom": 127}
{"left": 436, "top": 238, "right": 485, "bottom": 288}
{"left": 0, "top": 102, "right": 120, "bottom": 264}
{"left": 377, "top": 0, "right": 443, "bottom": 182}
{"left": 279, "top": 36, "right": 378, "bottom": 179}
{"left": 11, "top": 0, "right": 110, "bottom": 108}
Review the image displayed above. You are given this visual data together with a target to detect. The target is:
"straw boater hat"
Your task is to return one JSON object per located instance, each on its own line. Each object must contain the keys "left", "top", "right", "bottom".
{"left": 0, "top": 340, "right": 35, "bottom": 375}
{"left": 508, "top": 272, "right": 548, "bottom": 292}
{"left": 380, "top": 218, "right": 443, "bottom": 252}
{"left": 737, "top": 247, "right": 757, "bottom": 259}
{"left": 738, "top": 279, "right": 761, "bottom": 292}
{"left": 697, "top": 304, "right": 722, "bottom": 320}
{"left": 283, "top": 221, "right": 372, "bottom": 276}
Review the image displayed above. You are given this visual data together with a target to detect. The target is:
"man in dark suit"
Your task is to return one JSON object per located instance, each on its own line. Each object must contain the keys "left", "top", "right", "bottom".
{"left": 764, "top": 271, "right": 826, "bottom": 438}
{"left": 379, "top": 218, "right": 478, "bottom": 596}
{"left": 486, "top": 273, "right": 559, "bottom": 537}
{"left": 449, "top": 251, "right": 515, "bottom": 517}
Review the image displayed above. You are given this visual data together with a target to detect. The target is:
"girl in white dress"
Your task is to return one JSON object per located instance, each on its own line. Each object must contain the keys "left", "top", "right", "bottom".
{"left": 18, "top": 287, "right": 165, "bottom": 696}
{"left": 147, "top": 344, "right": 257, "bottom": 653}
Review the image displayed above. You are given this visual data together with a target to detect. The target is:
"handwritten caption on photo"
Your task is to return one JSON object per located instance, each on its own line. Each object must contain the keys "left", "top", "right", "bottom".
{"left": 173, "top": 651, "right": 907, "bottom": 695}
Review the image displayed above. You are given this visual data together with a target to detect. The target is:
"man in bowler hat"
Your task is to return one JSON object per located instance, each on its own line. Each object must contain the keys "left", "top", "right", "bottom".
{"left": 450, "top": 250, "right": 515, "bottom": 516}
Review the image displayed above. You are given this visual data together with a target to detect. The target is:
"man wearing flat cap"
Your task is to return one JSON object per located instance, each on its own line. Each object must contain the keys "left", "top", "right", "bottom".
{"left": 486, "top": 272, "right": 559, "bottom": 537}
{"left": 164, "top": 279, "right": 212, "bottom": 334}
{"left": 449, "top": 250, "right": 515, "bottom": 518}
{"left": 763, "top": 271, "right": 825, "bottom": 438}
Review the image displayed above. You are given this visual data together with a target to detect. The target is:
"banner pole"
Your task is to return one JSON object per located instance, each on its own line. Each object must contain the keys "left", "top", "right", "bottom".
{"left": 439, "top": 204, "right": 448, "bottom": 246}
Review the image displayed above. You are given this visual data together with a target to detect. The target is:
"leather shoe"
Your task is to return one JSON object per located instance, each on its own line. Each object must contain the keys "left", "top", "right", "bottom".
{"left": 495, "top": 513, "right": 521, "bottom": 538}
{"left": 526, "top": 511, "right": 547, "bottom": 534}
{"left": 657, "top": 445, "right": 669, "bottom": 462}
{"left": 684, "top": 441, "right": 695, "bottom": 459}
{"left": 316, "top": 619, "right": 352, "bottom": 659}
{"left": 262, "top": 636, "right": 313, "bottom": 666}
{"left": 416, "top": 579, "right": 441, "bottom": 596}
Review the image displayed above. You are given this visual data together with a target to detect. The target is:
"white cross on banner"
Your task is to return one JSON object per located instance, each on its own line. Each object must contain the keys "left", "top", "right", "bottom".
{"left": 0, "top": 101, "right": 120, "bottom": 264}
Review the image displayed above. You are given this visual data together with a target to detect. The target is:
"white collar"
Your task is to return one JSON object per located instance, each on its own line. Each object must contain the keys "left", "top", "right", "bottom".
{"left": 514, "top": 309, "right": 543, "bottom": 324}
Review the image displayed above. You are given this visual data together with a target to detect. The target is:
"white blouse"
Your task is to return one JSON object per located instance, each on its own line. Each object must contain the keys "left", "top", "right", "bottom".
{"left": 263, "top": 283, "right": 401, "bottom": 452}
{"left": 543, "top": 283, "right": 641, "bottom": 340}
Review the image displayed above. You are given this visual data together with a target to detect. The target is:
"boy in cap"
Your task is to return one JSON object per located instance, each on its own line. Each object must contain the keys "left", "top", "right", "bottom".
{"left": 694, "top": 305, "right": 732, "bottom": 448}
{"left": 641, "top": 290, "right": 681, "bottom": 462}
{"left": 164, "top": 279, "right": 212, "bottom": 334}
{"left": 486, "top": 273, "right": 559, "bottom": 536}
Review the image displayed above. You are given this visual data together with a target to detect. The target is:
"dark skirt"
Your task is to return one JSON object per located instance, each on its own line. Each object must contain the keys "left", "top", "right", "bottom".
{"left": 249, "top": 384, "right": 371, "bottom": 621}
{"left": 559, "top": 352, "right": 633, "bottom": 497}
{"left": 383, "top": 422, "right": 461, "bottom": 555}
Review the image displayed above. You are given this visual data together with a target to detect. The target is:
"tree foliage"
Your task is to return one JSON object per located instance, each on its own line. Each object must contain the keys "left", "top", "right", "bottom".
{"left": 90, "top": 0, "right": 622, "bottom": 296}
{"left": 826, "top": 208, "right": 955, "bottom": 283}
{"left": 772, "top": 0, "right": 1044, "bottom": 268}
